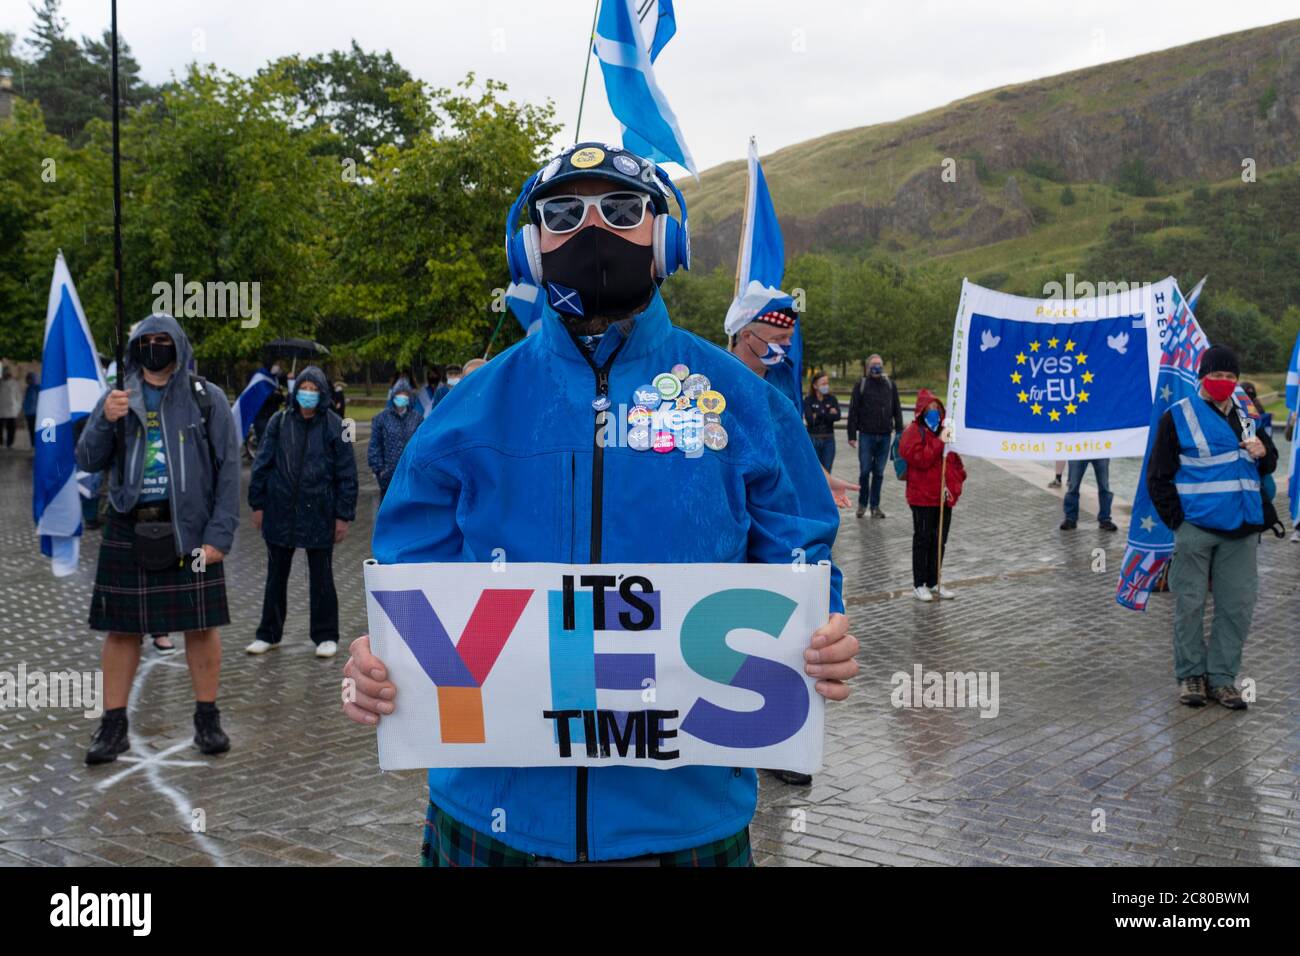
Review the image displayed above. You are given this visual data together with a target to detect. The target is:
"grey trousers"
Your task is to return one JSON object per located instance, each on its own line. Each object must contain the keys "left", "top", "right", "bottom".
{"left": 1167, "top": 522, "right": 1258, "bottom": 689}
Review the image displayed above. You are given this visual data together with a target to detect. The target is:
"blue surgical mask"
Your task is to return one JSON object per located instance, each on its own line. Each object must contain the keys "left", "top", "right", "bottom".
{"left": 869, "top": 365, "right": 883, "bottom": 377}
{"left": 924, "top": 409, "right": 941, "bottom": 430}
{"left": 393, "top": 394, "right": 410, "bottom": 409}
{"left": 818, "top": 384, "right": 830, "bottom": 395}
{"left": 296, "top": 389, "right": 321, "bottom": 410}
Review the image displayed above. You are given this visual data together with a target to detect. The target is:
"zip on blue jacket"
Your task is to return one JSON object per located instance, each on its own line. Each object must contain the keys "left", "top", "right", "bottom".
{"left": 373, "top": 289, "right": 843, "bottom": 861}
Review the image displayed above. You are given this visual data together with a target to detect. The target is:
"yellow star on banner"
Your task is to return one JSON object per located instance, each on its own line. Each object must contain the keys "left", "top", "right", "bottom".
{"left": 1047, "top": 336, "right": 1059, "bottom": 349}
{"left": 1015, "top": 351, "right": 1027, "bottom": 365}
{"left": 1029, "top": 341, "right": 1040, "bottom": 352}
{"left": 1065, "top": 402, "right": 1078, "bottom": 415}
{"left": 1082, "top": 370, "right": 1095, "bottom": 383}
{"left": 1030, "top": 402, "right": 1043, "bottom": 415}
{"left": 1077, "top": 353, "right": 1087, "bottom": 365}
{"left": 1064, "top": 340, "right": 1075, "bottom": 351}
{"left": 1078, "top": 390, "right": 1090, "bottom": 403}
{"left": 1010, "top": 371, "right": 1022, "bottom": 384}
{"left": 1048, "top": 408, "right": 1061, "bottom": 422}
{"left": 1017, "top": 390, "right": 1029, "bottom": 403}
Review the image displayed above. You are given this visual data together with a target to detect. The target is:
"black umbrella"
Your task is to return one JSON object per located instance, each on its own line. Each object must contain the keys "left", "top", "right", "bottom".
{"left": 263, "top": 338, "right": 330, "bottom": 361}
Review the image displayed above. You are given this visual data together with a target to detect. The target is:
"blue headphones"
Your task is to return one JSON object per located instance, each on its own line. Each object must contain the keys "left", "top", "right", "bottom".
{"left": 504, "top": 146, "right": 690, "bottom": 288}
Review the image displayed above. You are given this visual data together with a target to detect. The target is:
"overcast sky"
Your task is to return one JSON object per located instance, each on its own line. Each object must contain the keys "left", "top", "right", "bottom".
{"left": 3, "top": 0, "right": 1297, "bottom": 174}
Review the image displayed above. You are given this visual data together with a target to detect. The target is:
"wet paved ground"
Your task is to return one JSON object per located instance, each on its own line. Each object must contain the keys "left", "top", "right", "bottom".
{"left": 0, "top": 427, "right": 1296, "bottom": 867}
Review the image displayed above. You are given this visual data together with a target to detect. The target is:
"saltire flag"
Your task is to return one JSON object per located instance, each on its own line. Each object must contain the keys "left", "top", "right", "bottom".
{"left": 1184, "top": 275, "right": 1207, "bottom": 315}
{"left": 593, "top": 0, "right": 698, "bottom": 177}
{"left": 1287, "top": 330, "right": 1300, "bottom": 526}
{"left": 722, "top": 138, "right": 802, "bottom": 405}
{"left": 645, "top": 0, "right": 676, "bottom": 62}
{"left": 1285, "top": 329, "right": 1299, "bottom": 416}
{"left": 944, "top": 278, "right": 1166, "bottom": 460}
{"left": 1115, "top": 280, "right": 1209, "bottom": 610}
{"left": 506, "top": 279, "right": 545, "bottom": 335}
{"left": 230, "top": 368, "right": 277, "bottom": 441}
{"left": 33, "top": 253, "right": 107, "bottom": 577}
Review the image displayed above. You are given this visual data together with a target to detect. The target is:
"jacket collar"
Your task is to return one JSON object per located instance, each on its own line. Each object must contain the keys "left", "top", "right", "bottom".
{"left": 538, "top": 287, "right": 673, "bottom": 367}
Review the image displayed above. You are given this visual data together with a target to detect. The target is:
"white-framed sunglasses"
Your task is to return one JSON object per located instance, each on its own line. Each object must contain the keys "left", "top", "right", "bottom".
{"left": 535, "top": 191, "right": 652, "bottom": 234}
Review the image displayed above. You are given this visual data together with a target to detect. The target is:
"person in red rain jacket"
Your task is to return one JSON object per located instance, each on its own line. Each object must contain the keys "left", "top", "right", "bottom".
{"left": 899, "top": 388, "right": 966, "bottom": 602}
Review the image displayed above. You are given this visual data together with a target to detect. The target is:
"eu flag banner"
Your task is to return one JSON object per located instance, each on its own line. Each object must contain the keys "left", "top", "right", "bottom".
{"left": 33, "top": 253, "right": 107, "bottom": 577}
{"left": 1115, "top": 280, "right": 1208, "bottom": 610}
{"left": 945, "top": 278, "right": 1166, "bottom": 460}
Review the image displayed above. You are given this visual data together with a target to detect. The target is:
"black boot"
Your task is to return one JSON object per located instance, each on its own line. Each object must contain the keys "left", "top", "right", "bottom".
{"left": 193, "top": 703, "right": 230, "bottom": 755}
{"left": 85, "top": 710, "right": 130, "bottom": 765}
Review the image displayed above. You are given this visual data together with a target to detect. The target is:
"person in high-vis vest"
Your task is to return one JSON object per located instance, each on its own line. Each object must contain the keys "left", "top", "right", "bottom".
{"left": 1147, "top": 345, "right": 1278, "bottom": 710}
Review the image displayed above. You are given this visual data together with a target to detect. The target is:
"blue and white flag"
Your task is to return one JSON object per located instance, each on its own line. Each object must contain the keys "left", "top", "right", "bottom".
{"left": 33, "top": 253, "right": 107, "bottom": 576}
{"left": 1115, "top": 280, "right": 1208, "bottom": 610}
{"left": 1286, "top": 330, "right": 1300, "bottom": 526}
{"left": 230, "top": 368, "right": 278, "bottom": 441}
{"left": 1285, "top": 329, "right": 1299, "bottom": 415}
{"left": 593, "top": 0, "right": 697, "bottom": 177}
{"left": 647, "top": 0, "right": 676, "bottom": 62}
{"left": 506, "top": 279, "right": 546, "bottom": 336}
{"left": 1184, "top": 275, "right": 1206, "bottom": 315}
{"left": 722, "top": 138, "right": 803, "bottom": 397}
{"left": 945, "top": 278, "right": 1167, "bottom": 461}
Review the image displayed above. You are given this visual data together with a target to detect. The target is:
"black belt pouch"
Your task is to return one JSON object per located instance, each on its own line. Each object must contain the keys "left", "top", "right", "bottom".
{"left": 133, "top": 521, "right": 180, "bottom": 571}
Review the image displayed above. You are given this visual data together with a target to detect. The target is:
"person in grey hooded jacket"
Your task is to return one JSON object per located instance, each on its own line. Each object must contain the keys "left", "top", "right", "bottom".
{"left": 75, "top": 313, "right": 240, "bottom": 764}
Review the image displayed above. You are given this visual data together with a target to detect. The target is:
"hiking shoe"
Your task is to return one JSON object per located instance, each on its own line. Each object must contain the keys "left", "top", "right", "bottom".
{"left": 85, "top": 712, "right": 130, "bottom": 765}
{"left": 773, "top": 770, "right": 812, "bottom": 786}
{"left": 855, "top": 507, "right": 866, "bottom": 519}
{"left": 194, "top": 707, "right": 231, "bottom": 755}
{"left": 1178, "top": 675, "right": 1207, "bottom": 707}
{"left": 1099, "top": 520, "right": 1118, "bottom": 532}
{"left": 1047, "top": 477, "right": 1062, "bottom": 488}
{"left": 1060, "top": 519, "right": 1077, "bottom": 530}
{"left": 872, "top": 508, "right": 886, "bottom": 519}
{"left": 1209, "top": 684, "right": 1247, "bottom": 711}
{"left": 245, "top": 639, "right": 277, "bottom": 655}
{"left": 912, "top": 586, "right": 934, "bottom": 602}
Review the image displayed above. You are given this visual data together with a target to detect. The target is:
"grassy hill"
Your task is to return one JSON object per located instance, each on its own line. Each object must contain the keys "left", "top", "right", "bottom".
{"left": 680, "top": 16, "right": 1300, "bottom": 295}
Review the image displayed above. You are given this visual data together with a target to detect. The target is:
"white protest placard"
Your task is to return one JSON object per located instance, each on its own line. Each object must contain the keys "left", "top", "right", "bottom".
{"left": 363, "top": 561, "right": 829, "bottom": 773}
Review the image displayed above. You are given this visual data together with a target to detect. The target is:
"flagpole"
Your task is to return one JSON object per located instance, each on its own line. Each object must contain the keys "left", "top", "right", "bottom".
{"left": 573, "top": 0, "right": 601, "bottom": 141}
{"left": 110, "top": 0, "right": 126, "bottom": 482}
{"left": 733, "top": 136, "right": 756, "bottom": 299}
{"left": 935, "top": 448, "right": 949, "bottom": 595}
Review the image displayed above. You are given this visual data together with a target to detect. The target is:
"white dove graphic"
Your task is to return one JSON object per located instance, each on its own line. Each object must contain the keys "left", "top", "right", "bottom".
{"left": 1107, "top": 332, "right": 1129, "bottom": 355}
{"left": 979, "top": 329, "right": 1000, "bottom": 352}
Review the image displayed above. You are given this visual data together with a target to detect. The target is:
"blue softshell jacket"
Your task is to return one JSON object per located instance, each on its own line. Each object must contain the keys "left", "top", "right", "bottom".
{"left": 372, "top": 289, "right": 843, "bottom": 861}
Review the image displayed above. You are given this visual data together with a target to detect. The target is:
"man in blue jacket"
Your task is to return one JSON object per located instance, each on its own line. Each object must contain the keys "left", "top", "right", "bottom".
{"left": 343, "top": 143, "right": 858, "bottom": 865}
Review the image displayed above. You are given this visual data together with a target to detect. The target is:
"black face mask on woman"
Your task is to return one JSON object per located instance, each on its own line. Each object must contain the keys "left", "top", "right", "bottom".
{"left": 540, "top": 226, "right": 655, "bottom": 319}
{"left": 134, "top": 340, "right": 177, "bottom": 372}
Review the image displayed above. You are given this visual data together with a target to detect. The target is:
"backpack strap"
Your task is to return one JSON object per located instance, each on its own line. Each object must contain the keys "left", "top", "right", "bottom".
{"left": 188, "top": 374, "right": 220, "bottom": 478}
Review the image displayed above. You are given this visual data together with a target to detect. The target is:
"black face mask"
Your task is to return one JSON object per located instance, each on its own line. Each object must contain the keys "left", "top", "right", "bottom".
{"left": 135, "top": 340, "right": 177, "bottom": 372}
{"left": 540, "top": 226, "right": 655, "bottom": 319}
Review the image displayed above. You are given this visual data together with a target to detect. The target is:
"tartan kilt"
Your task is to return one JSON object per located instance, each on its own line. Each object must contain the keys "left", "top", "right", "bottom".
{"left": 419, "top": 800, "right": 754, "bottom": 867}
{"left": 88, "top": 514, "right": 230, "bottom": 634}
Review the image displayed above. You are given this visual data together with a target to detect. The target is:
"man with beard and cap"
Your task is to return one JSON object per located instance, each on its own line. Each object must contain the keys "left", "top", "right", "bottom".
{"left": 75, "top": 314, "right": 241, "bottom": 762}
{"left": 246, "top": 366, "right": 358, "bottom": 659}
{"left": 1148, "top": 345, "right": 1278, "bottom": 711}
{"left": 342, "top": 142, "right": 858, "bottom": 866}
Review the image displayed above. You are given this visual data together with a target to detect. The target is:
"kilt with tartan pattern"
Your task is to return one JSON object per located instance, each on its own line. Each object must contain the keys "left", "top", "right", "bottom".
{"left": 419, "top": 800, "right": 754, "bottom": 867}
{"left": 88, "top": 513, "right": 230, "bottom": 634}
